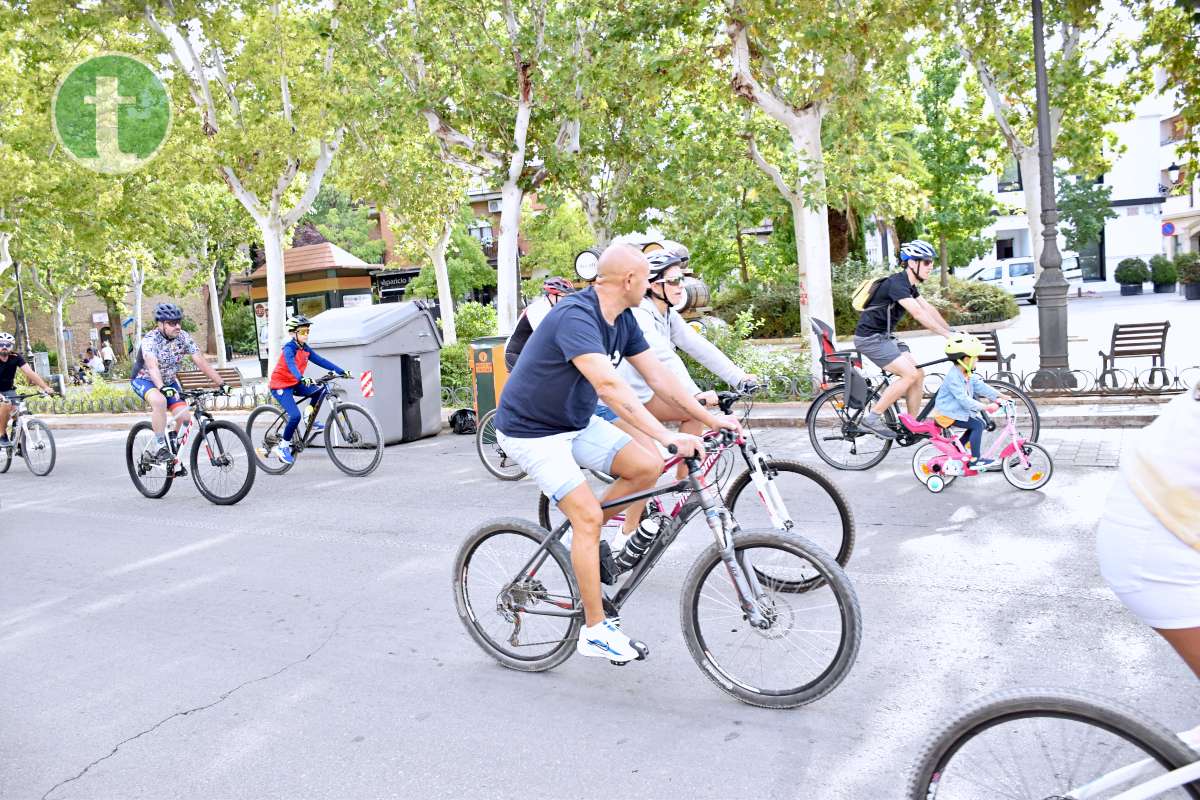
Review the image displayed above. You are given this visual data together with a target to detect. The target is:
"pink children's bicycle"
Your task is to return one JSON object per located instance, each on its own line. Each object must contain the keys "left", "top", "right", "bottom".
{"left": 900, "top": 400, "right": 1054, "bottom": 493}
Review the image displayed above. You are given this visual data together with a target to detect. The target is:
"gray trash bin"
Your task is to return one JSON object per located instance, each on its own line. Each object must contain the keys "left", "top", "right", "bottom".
{"left": 308, "top": 302, "right": 443, "bottom": 445}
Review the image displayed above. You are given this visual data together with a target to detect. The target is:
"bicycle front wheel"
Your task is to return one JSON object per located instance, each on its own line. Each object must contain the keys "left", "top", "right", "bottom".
{"left": 476, "top": 408, "right": 525, "bottom": 481}
{"left": 724, "top": 459, "right": 854, "bottom": 590}
{"left": 246, "top": 404, "right": 294, "bottom": 475}
{"left": 324, "top": 402, "right": 383, "bottom": 477}
{"left": 908, "top": 688, "right": 1200, "bottom": 800}
{"left": 0, "top": 433, "right": 13, "bottom": 474}
{"left": 807, "top": 385, "right": 893, "bottom": 471}
{"left": 1002, "top": 441, "right": 1053, "bottom": 491}
{"left": 125, "top": 421, "right": 174, "bottom": 499}
{"left": 452, "top": 517, "right": 581, "bottom": 672}
{"left": 190, "top": 420, "right": 256, "bottom": 505}
{"left": 681, "top": 530, "right": 862, "bottom": 709}
{"left": 21, "top": 419, "right": 56, "bottom": 476}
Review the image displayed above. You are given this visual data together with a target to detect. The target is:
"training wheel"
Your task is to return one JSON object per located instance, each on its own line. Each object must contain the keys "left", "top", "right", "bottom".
{"left": 927, "top": 475, "right": 945, "bottom": 493}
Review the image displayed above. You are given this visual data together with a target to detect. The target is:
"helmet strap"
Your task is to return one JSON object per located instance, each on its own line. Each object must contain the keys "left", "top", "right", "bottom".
{"left": 907, "top": 263, "right": 925, "bottom": 284}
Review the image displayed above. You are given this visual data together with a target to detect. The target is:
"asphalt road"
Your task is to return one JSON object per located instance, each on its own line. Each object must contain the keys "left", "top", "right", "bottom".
{"left": 2, "top": 424, "right": 1196, "bottom": 799}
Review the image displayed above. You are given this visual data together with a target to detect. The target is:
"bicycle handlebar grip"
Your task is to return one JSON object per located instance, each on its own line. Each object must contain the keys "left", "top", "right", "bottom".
{"left": 665, "top": 444, "right": 678, "bottom": 455}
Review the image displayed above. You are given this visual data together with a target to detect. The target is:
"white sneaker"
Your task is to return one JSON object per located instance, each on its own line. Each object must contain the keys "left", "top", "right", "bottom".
{"left": 577, "top": 618, "right": 639, "bottom": 662}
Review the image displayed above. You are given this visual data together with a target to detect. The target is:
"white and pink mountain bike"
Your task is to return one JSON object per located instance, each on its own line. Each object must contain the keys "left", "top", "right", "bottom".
{"left": 902, "top": 399, "right": 1054, "bottom": 493}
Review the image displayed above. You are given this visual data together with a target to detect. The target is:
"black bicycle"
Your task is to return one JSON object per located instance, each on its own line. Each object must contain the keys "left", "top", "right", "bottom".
{"left": 1, "top": 392, "right": 57, "bottom": 476}
{"left": 125, "top": 388, "right": 257, "bottom": 505}
{"left": 807, "top": 356, "right": 1040, "bottom": 471}
{"left": 537, "top": 389, "right": 855, "bottom": 581}
{"left": 453, "top": 431, "right": 862, "bottom": 709}
{"left": 246, "top": 372, "right": 383, "bottom": 477}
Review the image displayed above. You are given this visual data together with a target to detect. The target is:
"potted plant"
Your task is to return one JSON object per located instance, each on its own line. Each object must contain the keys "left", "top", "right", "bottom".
{"left": 1149, "top": 254, "right": 1177, "bottom": 293}
{"left": 1114, "top": 257, "right": 1149, "bottom": 296}
{"left": 1178, "top": 252, "right": 1200, "bottom": 301}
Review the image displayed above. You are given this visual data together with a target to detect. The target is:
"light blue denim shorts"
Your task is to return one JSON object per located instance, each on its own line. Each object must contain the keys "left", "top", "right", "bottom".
{"left": 497, "top": 416, "right": 632, "bottom": 502}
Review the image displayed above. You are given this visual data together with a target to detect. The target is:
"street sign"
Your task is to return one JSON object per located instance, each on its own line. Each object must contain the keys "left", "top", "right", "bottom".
{"left": 1163, "top": 221, "right": 1176, "bottom": 236}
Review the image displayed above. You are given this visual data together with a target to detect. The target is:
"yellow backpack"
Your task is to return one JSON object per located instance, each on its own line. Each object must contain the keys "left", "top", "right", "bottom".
{"left": 850, "top": 276, "right": 888, "bottom": 312}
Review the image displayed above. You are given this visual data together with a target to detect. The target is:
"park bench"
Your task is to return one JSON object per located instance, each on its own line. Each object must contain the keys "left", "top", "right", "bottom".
{"left": 1098, "top": 321, "right": 1170, "bottom": 387}
{"left": 177, "top": 367, "right": 243, "bottom": 391}
{"left": 975, "top": 331, "right": 1016, "bottom": 380}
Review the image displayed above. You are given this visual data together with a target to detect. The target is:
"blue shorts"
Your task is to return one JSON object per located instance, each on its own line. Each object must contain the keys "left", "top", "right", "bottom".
{"left": 594, "top": 403, "right": 618, "bottom": 422}
{"left": 496, "top": 416, "right": 632, "bottom": 502}
{"left": 131, "top": 378, "right": 185, "bottom": 408}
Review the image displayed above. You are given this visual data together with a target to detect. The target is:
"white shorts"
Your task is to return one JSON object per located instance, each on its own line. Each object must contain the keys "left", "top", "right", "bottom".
{"left": 1096, "top": 476, "right": 1200, "bottom": 630}
{"left": 497, "top": 416, "right": 633, "bottom": 503}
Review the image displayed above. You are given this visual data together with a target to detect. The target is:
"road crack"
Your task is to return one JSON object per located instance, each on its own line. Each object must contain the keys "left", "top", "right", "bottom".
{"left": 40, "top": 604, "right": 356, "bottom": 800}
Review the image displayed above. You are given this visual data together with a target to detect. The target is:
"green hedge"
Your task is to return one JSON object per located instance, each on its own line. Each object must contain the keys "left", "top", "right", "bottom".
{"left": 1176, "top": 251, "right": 1200, "bottom": 284}
{"left": 1149, "top": 254, "right": 1177, "bottom": 284}
{"left": 1114, "top": 258, "right": 1149, "bottom": 285}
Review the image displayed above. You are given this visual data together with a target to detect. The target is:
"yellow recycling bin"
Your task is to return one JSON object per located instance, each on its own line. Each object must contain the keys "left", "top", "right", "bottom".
{"left": 470, "top": 336, "right": 511, "bottom": 417}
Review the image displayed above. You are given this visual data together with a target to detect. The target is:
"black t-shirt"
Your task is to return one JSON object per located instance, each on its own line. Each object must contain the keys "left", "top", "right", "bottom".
{"left": 855, "top": 271, "right": 919, "bottom": 337}
{"left": 496, "top": 287, "right": 649, "bottom": 437}
{"left": 0, "top": 354, "right": 26, "bottom": 392}
{"left": 504, "top": 312, "right": 534, "bottom": 369}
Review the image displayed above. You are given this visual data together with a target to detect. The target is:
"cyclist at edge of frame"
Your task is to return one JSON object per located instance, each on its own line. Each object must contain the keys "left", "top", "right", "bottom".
{"left": 504, "top": 275, "right": 576, "bottom": 370}
{"left": 130, "top": 303, "right": 230, "bottom": 462}
{"left": 853, "top": 239, "right": 956, "bottom": 440}
{"left": 602, "top": 247, "right": 759, "bottom": 544}
{"left": 0, "top": 331, "right": 56, "bottom": 448}
{"left": 267, "top": 314, "right": 351, "bottom": 465}
{"left": 493, "top": 244, "right": 742, "bottom": 664}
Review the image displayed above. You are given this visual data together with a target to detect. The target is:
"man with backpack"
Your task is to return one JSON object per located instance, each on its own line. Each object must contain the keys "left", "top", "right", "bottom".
{"left": 852, "top": 240, "right": 954, "bottom": 439}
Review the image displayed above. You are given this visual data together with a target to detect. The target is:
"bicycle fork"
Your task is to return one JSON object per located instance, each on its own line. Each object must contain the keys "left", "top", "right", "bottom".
{"left": 744, "top": 447, "right": 790, "bottom": 530}
{"left": 688, "top": 465, "right": 771, "bottom": 630}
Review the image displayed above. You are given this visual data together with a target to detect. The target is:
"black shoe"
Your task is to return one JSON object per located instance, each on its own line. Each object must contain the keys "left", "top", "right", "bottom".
{"left": 0, "top": 436, "right": 10, "bottom": 449}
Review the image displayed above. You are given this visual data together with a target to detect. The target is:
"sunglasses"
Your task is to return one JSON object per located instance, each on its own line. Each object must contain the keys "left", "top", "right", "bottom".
{"left": 0, "top": 344, "right": 12, "bottom": 351}
{"left": 656, "top": 276, "right": 686, "bottom": 286}
{"left": 162, "top": 320, "right": 183, "bottom": 328}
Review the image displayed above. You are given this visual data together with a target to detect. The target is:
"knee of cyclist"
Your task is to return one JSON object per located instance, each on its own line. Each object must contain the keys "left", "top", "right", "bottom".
{"left": 569, "top": 505, "right": 603, "bottom": 537}
{"left": 913, "top": 367, "right": 926, "bottom": 384}
{"left": 148, "top": 395, "right": 167, "bottom": 412}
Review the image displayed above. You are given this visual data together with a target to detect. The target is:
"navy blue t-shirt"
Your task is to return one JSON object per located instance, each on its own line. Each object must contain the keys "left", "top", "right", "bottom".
{"left": 496, "top": 287, "right": 649, "bottom": 437}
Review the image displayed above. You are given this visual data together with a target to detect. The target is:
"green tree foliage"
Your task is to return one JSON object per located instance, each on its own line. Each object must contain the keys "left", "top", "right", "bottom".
{"left": 520, "top": 199, "right": 593, "bottom": 280}
{"left": 405, "top": 213, "right": 495, "bottom": 302}
{"left": 1130, "top": 0, "right": 1200, "bottom": 167}
{"left": 912, "top": 45, "right": 998, "bottom": 284}
{"left": 221, "top": 300, "right": 256, "bottom": 354}
{"left": 1055, "top": 173, "right": 1117, "bottom": 252}
{"left": 303, "top": 187, "right": 386, "bottom": 264}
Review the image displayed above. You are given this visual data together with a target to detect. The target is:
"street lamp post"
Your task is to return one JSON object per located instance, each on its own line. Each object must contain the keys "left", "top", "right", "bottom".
{"left": 1030, "top": 0, "right": 1075, "bottom": 389}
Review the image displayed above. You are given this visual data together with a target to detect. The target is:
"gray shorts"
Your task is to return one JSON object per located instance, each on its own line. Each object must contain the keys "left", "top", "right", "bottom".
{"left": 853, "top": 333, "right": 910, "bottom": 370}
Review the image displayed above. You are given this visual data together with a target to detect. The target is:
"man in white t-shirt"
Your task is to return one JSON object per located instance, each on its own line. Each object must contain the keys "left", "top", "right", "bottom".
{"left": 100, "top": 341, "right": 116, "bottom": 371}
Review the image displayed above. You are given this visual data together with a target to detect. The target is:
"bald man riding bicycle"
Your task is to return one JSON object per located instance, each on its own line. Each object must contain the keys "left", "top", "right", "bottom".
{"left": 493, "top": 244, "right": 741, "bottom": 663}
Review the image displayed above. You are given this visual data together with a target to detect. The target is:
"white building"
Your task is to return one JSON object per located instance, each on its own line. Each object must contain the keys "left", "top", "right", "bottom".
{"left": 969, "top": 85, "right": 1190, "bottom": 292}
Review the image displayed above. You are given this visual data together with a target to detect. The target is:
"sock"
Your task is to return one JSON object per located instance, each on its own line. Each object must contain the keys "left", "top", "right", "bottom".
{"left": 612, "top": 529, "right": 632, "bottom": 551}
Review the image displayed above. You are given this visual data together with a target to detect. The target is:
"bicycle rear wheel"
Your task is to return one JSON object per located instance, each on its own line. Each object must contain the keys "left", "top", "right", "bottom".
{"left": 908, "top": 688, "right": 1200, "bottom": 799}
{"left": 982, "top": 379, "right": 1040, "bottom": 452}
{"left": 452, "top": 517, "right": 581, "bottom": 672}
{"left": 681, "top": 530, "right": 862, "bottom": 709}
{"left": 245, "top": 404, "right": 294, "bottom": 475}
{"left": 125, "top": 421, "right": 173, "bottom": 499}
{"left": 724, "top": 459, "right": 854, "bottom": 591}
{"left": 911, "top": 442, "right": 956, "bottom": 488}
{"left": 807, "top": 385, "right": 893, "bottom": 471}
{"left": 21, "top": 419, "right": 56, "bottom": 476}
{"left": 189, "top": 420, "right": 256, "bottom": 505}
{"left": 476, "top": 409, "right": 525, "bottom": 480}
{"left": 324, "top": 402, "right": 383, "bottom": 477}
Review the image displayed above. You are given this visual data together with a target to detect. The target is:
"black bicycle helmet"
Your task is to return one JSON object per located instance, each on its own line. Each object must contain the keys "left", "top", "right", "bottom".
{"left": 286, "top": 314, "right": 312, "bottom": 331}
{"left": 153, "top": 302, "right": 184, "bottom": 322}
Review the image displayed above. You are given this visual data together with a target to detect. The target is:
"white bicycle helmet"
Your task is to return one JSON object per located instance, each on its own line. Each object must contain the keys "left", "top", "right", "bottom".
{"left": 0, "top": 332, "right": 14, "bottom": 348}
{"left": 899, "top": 240, "right": 937, "bottom": 263}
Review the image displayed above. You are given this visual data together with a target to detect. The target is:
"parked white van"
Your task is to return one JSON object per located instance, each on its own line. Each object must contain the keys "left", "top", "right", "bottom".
{"left": 961, "top": 252, "right": 1083, "bottom": 304}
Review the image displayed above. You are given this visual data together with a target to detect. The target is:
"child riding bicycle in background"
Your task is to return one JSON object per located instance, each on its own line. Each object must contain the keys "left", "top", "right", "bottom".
{"left": 268, "top": 315, "right": 350, "bottom": 465}
{"left": 932, "top": 334, "right": 1003, "bottom": 470}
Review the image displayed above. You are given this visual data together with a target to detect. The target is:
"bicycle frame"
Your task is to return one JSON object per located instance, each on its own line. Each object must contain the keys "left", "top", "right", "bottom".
{"left": 1070, "top": 724, "right": 1200, "bottom": 799}
{"left": 909, "top": 401, "right": 1032, "bottom": 476}
{"left": 507, "top": 434, "right": 772, "bottom": 629}
{"left": 818, "top": 356, "right": 951, "bottom": 447}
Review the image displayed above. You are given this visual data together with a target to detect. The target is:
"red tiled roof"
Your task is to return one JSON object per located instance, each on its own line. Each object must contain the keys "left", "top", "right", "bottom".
{"left": 243, "top": 242, "right": 376, "bottom": 280}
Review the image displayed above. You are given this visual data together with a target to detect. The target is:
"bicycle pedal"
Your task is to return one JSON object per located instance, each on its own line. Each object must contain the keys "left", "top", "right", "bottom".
{"left": 172, "top": 465, "right": 188, "bottom": 477}
{"left": 630, "top": 640, "right": 649, "bottom": 661}
{"left": 609, "top": 659, "right": 629, "bottom": 667}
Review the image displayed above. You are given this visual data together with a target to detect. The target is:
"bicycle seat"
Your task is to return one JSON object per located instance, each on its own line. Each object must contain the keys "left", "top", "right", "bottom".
{"left": 898, "top": 413, "right": 942, "bottom": 436}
